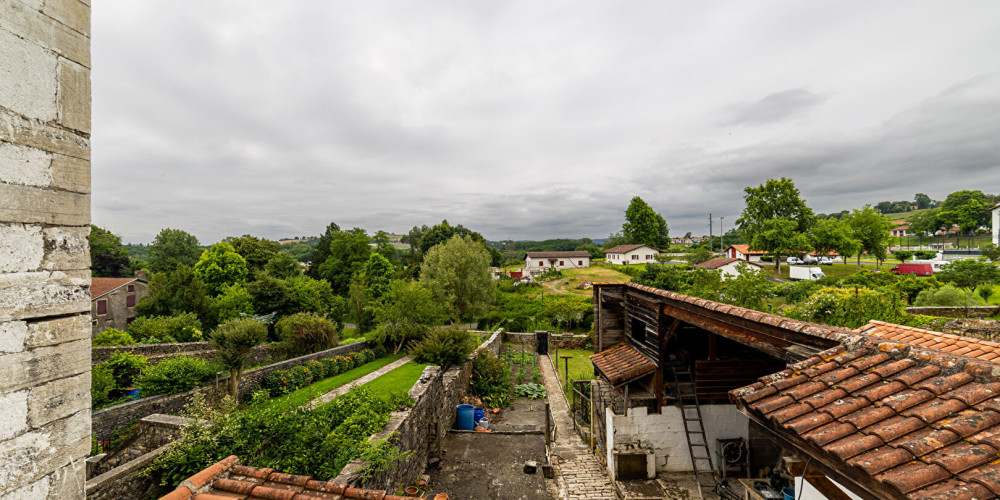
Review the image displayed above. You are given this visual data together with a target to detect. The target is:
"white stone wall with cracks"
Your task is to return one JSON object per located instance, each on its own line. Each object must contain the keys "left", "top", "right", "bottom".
{"left": 0, "top": 0, "right": 91, "bottom": 498}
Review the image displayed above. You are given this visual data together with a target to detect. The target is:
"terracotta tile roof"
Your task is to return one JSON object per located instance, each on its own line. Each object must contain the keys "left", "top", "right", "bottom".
{"left": 861, "top": 320, "right": 1000, "bottom": 363}
{"left": 524, "top": 251, "right": 592, "bottom": 259}
{"left": 694, "top": 257, "right": 763, "bottom": 270}
{"left": 731, "top": 335, "right": 1000, "bottom": 500}
{"left": 590, "top": 343, "right": 657, "bottom": 387}
{"left": 602, "top": 244, "right": 661, "bottom": 254}
{"left": 91, "top": 277, "right": 139, "bottom": 299}
{"left": 158, "top": 455, "right": 414, "bottom": 500}
{"left": 726, "top": 244, "right": 766, "bottom": 255}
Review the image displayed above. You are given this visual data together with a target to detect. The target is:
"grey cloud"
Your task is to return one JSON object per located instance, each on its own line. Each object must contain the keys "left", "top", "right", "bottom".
{"left": 720, "top": 89, "right": 827, "bottom": 126}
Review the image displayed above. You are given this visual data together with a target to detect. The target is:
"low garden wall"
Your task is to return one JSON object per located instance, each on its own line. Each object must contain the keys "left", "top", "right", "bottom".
{"left": 943, "top": 319, "right": 1000, "bottom": 342}
{"left": 92, "top": 341, "right": 276, "bottom": 366}
{"left": 906, "top": 306, "right": 1000, "bottom": 318}
{"left": 333, "top": 329, "right": 503, "bottom": 491}
{"left": 85, "top": 414, "right": 194, "bottom": 499}
{"left": 92, "top": 340, "right": 369, "bottom": 442}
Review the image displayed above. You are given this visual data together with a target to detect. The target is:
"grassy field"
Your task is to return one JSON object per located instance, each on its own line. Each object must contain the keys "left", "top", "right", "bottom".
{"left": 260, "top": 353, "right": 406, "bottom": 411}
{"left": 363, "top": 361, "right": 431, "bottom": 399}
{"left": 537, "top": 265, "right": 632, "bottom": 297}
{"left": 553, "top": 349, "right": 596, "bottom": 394}
{"left": 763, "top": 263, "right": 871, "bottom": 281}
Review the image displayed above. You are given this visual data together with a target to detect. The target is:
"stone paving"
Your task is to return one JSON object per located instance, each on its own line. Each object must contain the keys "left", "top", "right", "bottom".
{"left": 309, "top": 355, "right": 413, "bottom": 408}
{"left": 540, "top": 354, "right": 617, "bottom": 500}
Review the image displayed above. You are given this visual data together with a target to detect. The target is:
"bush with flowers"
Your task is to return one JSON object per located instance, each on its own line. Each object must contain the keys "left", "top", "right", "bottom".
{"left": 262, "top": 348, "right": 381, "bottom": 397}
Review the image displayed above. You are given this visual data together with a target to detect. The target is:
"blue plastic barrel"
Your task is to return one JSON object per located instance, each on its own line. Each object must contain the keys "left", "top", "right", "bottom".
{"left": 125, "top": 387, "right": 141, "bottom": 401}
{"left": 782, "top": 487, "right": 795, "bottom": 500}
{"left": 474, "top": 407, "right": 485, "bottom": 424}
{"left": 456, "top": 404, "right": 475, "bottom": 430}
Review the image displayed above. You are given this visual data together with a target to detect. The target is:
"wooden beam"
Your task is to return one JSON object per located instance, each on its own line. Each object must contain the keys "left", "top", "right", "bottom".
{"left": 788, "top": 460, "right": 855, "bottom": 500}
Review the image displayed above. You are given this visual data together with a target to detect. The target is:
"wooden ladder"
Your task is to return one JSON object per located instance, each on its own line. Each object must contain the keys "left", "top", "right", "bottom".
{"left": 672, "top": 366, "right": 716, "bottom": 500}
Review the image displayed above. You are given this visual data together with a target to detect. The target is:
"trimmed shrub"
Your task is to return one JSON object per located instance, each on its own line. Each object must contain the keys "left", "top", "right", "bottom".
{"left": 104, "top": 351, "right": 149, "bottom": 389}
{"left": 138, "top": 356, "right": 219, "bottom": 396}
{"left": 410, "top": 327, "right": 479, "bottom": 369}
{"left": 914, "top": 285, "right": 987, "bottom": 307}
{"left": 93, "top": 328, "right": 136, "bottom": 347}
{"left": 471, "top": 350, "right": 512, "bottom": 408}
{"left": 784, "top": 286, "right": 908, "bottom": 329}
{"left": 128, "top": 314, "right": 204, "bottom": 343}
{"left": 262, "top": 348, "right": 380, "bottom": 397}
{"left": 275, "top": 312, "right": 339, "bottom": 357}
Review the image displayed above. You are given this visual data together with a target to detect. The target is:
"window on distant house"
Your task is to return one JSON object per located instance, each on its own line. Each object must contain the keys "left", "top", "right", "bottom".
{"left": 126, "top": 295, "right": 136, "bottom": 307}
{"left": 559, "top": 261, "right": 564, "bottom": 266}
{"left": 97, "top": 300, "right": 107, "bottom": 315}
{"left": 646, "top": 255, "right": 653, "bottom": 260}
{"left": 631, "top": 254, "right": 638, "bottom": 260}
{"left": 578, "top": 261, "right": 583, "bottom": 266}
{"left": 128, "top": 284, "right": 135, "bottom": 292}
{"left": 538, "top": 261, "right": 544, "bottom": 266}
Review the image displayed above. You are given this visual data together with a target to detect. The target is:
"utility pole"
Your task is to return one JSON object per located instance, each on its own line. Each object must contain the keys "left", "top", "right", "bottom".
{"left": 720, "top": 216, "right": 725, "bottom": 253}
{"left": 708, "top": 213, "right": 714, "bottom": 252}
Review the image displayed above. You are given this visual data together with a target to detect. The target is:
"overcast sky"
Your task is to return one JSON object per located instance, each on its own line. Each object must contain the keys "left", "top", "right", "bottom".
{"left": 92, "top": 1, "right": 1000, "bottom": 244}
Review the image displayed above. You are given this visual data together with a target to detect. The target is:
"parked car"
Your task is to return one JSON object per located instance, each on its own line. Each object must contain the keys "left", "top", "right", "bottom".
{"left": 802, "top": 255, "right": 818, "bottom": 264}
{"left": 817, "top": 257, "right": 834, "bottom": 266}
{"left": 786, "top": 256, "right": 803, "bottom": 265}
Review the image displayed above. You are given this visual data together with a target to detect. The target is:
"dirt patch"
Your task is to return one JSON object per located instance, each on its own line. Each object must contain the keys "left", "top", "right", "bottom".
{"left": 427, "top": 433, "right": 549, "bottom": 500}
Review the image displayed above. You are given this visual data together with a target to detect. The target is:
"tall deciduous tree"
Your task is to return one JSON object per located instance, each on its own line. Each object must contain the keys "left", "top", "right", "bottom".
{"left": 809, "top": 218, "right": 860, "bottom": 260}
{"left": 420, "top": 235, "right": 495, "bottom": 322}
{"left": 938, "top": 259, "right": 1000, "bottom": 292}
{"left": 750, "top": 219, "right": 811, "bottom": 271}
{"left": 908, "top": 209, "right": 941, "bottom": 249}
{"left": 939, "top": 190, "right": 989, "bottom": 246}
{"left": 847, "top": 206, "right": 894, "bottom": 268}
{"left": 736, "top": 177, "right": 815, "bottom": 240}
{"left": 149, "top": 228, "right": 202, "bottom": 273}
{"left": 370, "top": 280, "right": 444, "bottom": 354}
{"left": 194, "top": 242, "right": 249, "bottom": 296}
{"left": 264, "top": 251, "right": 301, "bottom": 279}
{"left": 90, "top": 225, "right": 133, "bottom": 277}
{"left": 224, "top": 235, "right": 280, "bottom": 278}
{"left": 914, "top": 193, "right": 933, "bottom": 210}
{"left": 136, "top": 265, "right": 217, "bottom": 328}
{"left": 622, "top": 197, "right": 670, "bottom": 249}
{"left": 210, "top": 318, "right": 267, "bottom": 398}
{"left": 362, "top": 253, "right": 395, "bottom": 300}
{"left": 306, "top": 222, "right": 341, "bottom": 279}
{"left": 317, "top": 228, "right": 372, "bottom": 295}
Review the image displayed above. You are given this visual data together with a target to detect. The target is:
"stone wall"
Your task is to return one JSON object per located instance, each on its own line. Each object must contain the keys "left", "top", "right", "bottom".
{"left": 0, "top": 0, "right": 92, "bottom": 498}
{"left": 92, "top": 340, "right": 368, "bottom": 441}
{"left": 942, "top": 319, "right": 1000, "bottom": 342}
{"left": 906, "top": 306, "right": 1000, "bottom": 318}
{"left": 91, "top": 341, "right": 276, "bottom": 366}
{"left": 334, "top": 329, "right": 504, "bottom": 490}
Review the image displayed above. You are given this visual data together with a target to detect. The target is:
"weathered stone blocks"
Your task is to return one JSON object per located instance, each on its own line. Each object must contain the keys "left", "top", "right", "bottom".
{"left": 57, "top": 57, "right": 89, "bottom": 133}
{"left": 28, "top": 371, "right": 90, "bottom": 427}
{"left": 0, "top": 338, "right": 89, "bottom": 392}
{"left": 0, "top": 269, "right": 89, "bottom": 320}
{"left": 0, "top": 183, "right": 90, "bottom": 225}
{"left": 0, "top": 0, "right": 90, "bottom": 67}
{"left": 0, "top": 223, "right": 45, "bottom": 272}
{"left": 0, "top": 25, "right": 57, "bottom": 120}
{"left": 0, "top": 141, "right": 52, "bottom": 187}
{"left": 0, "top": 409, "right": 90, "bottom": 493}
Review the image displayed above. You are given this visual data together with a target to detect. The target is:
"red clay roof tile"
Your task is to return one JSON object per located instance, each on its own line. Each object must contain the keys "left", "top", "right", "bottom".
{"left": 803, "top": 421, "right": 857, "bottom": 446}
{"left": 824, "top": 433, "right": 884, "bottom": 460}
{"left": 91, "top": 277, "right": 141, "bottom": 299}
{"left": 877, "top": 462, "right": 951, "bottom": 494}
{"left": 893, "top": 428, "right": 961, "bottom": 457}
{"left": 589, "top": 343, "right": 657, "bottom": 387}
{"left": 847, "top": 446, "right": 913, "bottom": 475}
{"left": 924, "top": 442, "right": 999, "bottom": 474}
{"left": 959, "top": 462, "right": 1000, "bottom": 495}
{"left": 908, "top": 479, "right": 994, "bottom": 500}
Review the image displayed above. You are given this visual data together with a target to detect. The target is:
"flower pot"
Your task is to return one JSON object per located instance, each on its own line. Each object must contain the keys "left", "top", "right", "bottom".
{"left": 434, "top": 495, "right": 449, "bottom": 500}
{"left": 404, "top": 486, "right": 420, "bottom": 497}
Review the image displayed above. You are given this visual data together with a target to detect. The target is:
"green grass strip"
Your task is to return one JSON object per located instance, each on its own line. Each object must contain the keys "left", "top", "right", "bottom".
{"left": 361, "top": 361, "right": 431, "bottom": 400}
{"left": 554, "top": 349, "right": 596, "bottom": 397}
{"left": 261, "top": 353, "right": 406, "bottom": 411}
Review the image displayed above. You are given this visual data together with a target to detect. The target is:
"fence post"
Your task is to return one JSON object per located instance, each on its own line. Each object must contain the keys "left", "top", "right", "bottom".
{"left": 545, "top": 402, "right": 551, "bottom": 446}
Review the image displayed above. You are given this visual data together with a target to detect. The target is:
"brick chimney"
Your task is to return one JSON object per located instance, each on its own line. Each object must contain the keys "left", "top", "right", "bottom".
{"left": 135, "top": 269, "right": 148, "bottom": 280}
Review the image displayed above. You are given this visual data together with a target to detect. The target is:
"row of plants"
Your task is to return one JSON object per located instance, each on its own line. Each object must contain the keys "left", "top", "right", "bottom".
{"left": 90, "top": 421, "right": 141, "bottom": 456}
{"left": 469, "top": 347, "right": 548, "bottom": 409}
{"left": 91, "top": 351, "right": 220, "bottom": 410}
{"left": 93, "top": 313, "right": 207, "bottom": 346}
{"left": 144, "top": 389, "right": 412, "bottom": 488}
{"left": 260, "top": 346, "right": 386, "bottom": 398}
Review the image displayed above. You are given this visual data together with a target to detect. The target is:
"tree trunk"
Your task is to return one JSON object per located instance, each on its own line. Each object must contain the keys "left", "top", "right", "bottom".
{"left": 229, "top": 368, "right": 240, "bottom": 399}
{"left": 857, "top": 254, "right": 862, "bottom": 269}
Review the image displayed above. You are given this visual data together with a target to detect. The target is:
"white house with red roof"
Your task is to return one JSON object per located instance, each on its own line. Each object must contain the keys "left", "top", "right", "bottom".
{"left": 993, "top": 202, "right": 999, "bottom": 246}
{"left": 524, "top": 251, "right": 591, "bottom": 271}
{"left": 602, "top": 244, "right": 661, "bottom": 264}
{"left": 694, "top": 257, "right": 764, "bottom": 279}
{"left": 725, "top": 244, "right": 766, "bottom": 262}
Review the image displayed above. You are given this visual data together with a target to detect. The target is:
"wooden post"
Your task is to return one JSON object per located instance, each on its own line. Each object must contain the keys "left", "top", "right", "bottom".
{"left": 545, "top": 402, "right": 551, "bottom": 446}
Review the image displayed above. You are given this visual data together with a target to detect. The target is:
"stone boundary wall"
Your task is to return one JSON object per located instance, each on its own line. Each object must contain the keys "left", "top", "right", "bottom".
{"left": 85, "top": 443, "right": 173, "bottom": 500}
{"left": 334, "top": 329, "right": 503, "bottom": 491}
{"left": 91, "top": 340, "right": 368, "bottom": 441}
{"left": 87, "top": 414, "right": 190, "bottom": 478}
{"left": 907, "top": 306, "right": 1000, "bottom": 318}
{"left": 91, "top": 341, "right": 276, "bottom": 366}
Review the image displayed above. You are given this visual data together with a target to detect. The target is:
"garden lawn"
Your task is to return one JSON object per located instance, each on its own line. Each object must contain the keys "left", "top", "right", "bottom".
{"left": 554, "top": 349, "right": 596, "bottom": 395}
{"left": 261, "top": 353, "right": 406, "bottom": 411}
{"left": 362, "top": 361, "right": 431, "bottom": 399}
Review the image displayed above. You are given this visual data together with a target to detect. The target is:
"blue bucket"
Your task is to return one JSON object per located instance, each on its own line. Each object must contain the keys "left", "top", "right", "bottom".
{"left": 456, "top": 404, "right": 475, "bottom": 430}
{"left": 125, "top": 387, "right": 141, "bottom": 401}
{"left": 782, "top": 487, "right": 795, "bottom": 500}
{"left": 474, "top": 407, "right": 485, "bottom": 424}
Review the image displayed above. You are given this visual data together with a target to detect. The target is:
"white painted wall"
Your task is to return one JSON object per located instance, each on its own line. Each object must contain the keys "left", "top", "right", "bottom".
{"left": 718, "top": 261, "right": 762, "bottom": 279}
{"left": 607, "top": 247, "right": 660, "bottom": 264}
{"left": 993, "top": 206, "right": 999, "bottom": 246}
{"left": 524, "top": 256, "right": 590, "bottom": 271}
{"left": 607, "top": 405, "right": 749, "bottom": 473}
{"left": 796, "top": 475, "right": 863, "bottom": 500}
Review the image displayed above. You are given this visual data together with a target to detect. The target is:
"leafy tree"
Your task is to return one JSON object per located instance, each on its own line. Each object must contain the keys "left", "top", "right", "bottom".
{"left": 371, "top": 230, "right": 398, "bottom": 264}
{"left": 417, "top": 220, "right": 486, "bottom": 254}
{"left": 907, "top": 209, "right": 941, "bottom": 248}
{"left": 938, "top": 259, "right": 1000, "bottom": 292}
{"left": 635, "top": 263, "right": 689, "bottom": 291}
{"left": 846, "top": 206, "right": 894, "bottom": 268}
{"left": 622, "top": 196, "right": 670, "bottom": 249}
{"left": 317, "top": 228, "right": 372, "bottom": 295}
{"left": 128, "top": 313, "right": 204, "bottom": 343}
{"left": 348, "top": 274, "right": 373, "bottom": 333}
{"left": 209, "top": 318, "right": 267, "bottom": 398}
{"left": 306, "top": 222, "right": 341, "bottom": 279}
{"left": 809, "top": 218, "right": 859, "bottom": 259}
{"left": 369, "top": 280, "right": 444, "bottom": 353}
{"left": 420, "top": 235, "right": 495, "bottom": 322}
{"left": 939, "top": 190, "right": 989, "bottom": 240}
{"left": 287, "top": 275, "right": 337, "bottom": 317}
{"left": 225, "top": 235, "right": 280, "bottom": 278}
{"left": 409, "top": 326, "right": 479, "bottom": 369}
{"left": 246, "top": 274, "right": 295, "bottom": 318}
{"left": 194, "top": 242, "right": 249, "bottom": 296}
{"left": 750, "top": 219, "right": 811, "bottom": 271}
{"left": 600, "top": 231, "right": 630, "bottom": 250}
{"left": 265, "top": 251, "right": 301, "bottom": 279}
{"left": 722, "top": 262, "right": 774, "bottom": 310}
{"left": 362, "top": 253, "right": 395, "bottom": 300}
{"left": 736, "top": 177, "right": 815, "bottom": 239}
{"left": 541, "top": 294, "right": 591, "bottom": 332}
{"left": 215, "top": 284, "right": 255, "bottom": 323}
{"left": 686, "top": 268, "right": 723, "bottom": 301}
{"left": 685, "top": 248, "right": 713, "bottom": 265}
{"left": 90, "top": 225, "right": 132, "bottom": 277}
{"left": 914, "top": 193, "right": 933, "bottom": 210}
{"left": 136, "top": 265, "right": 217, "bottom": 328}
{"left": 892, "top": 250, "right": 914, "bottom": 263}
{"left": 149, "top": 228, "right": 202, "bottom": 273}
{"left": 575, "top": 243, "right": 602, "bottom": 259}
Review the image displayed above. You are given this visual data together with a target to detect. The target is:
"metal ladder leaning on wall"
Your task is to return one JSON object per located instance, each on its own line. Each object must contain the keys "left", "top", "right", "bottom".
{"left": 672, "top": 366, "right": 716, "bottom": 500}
